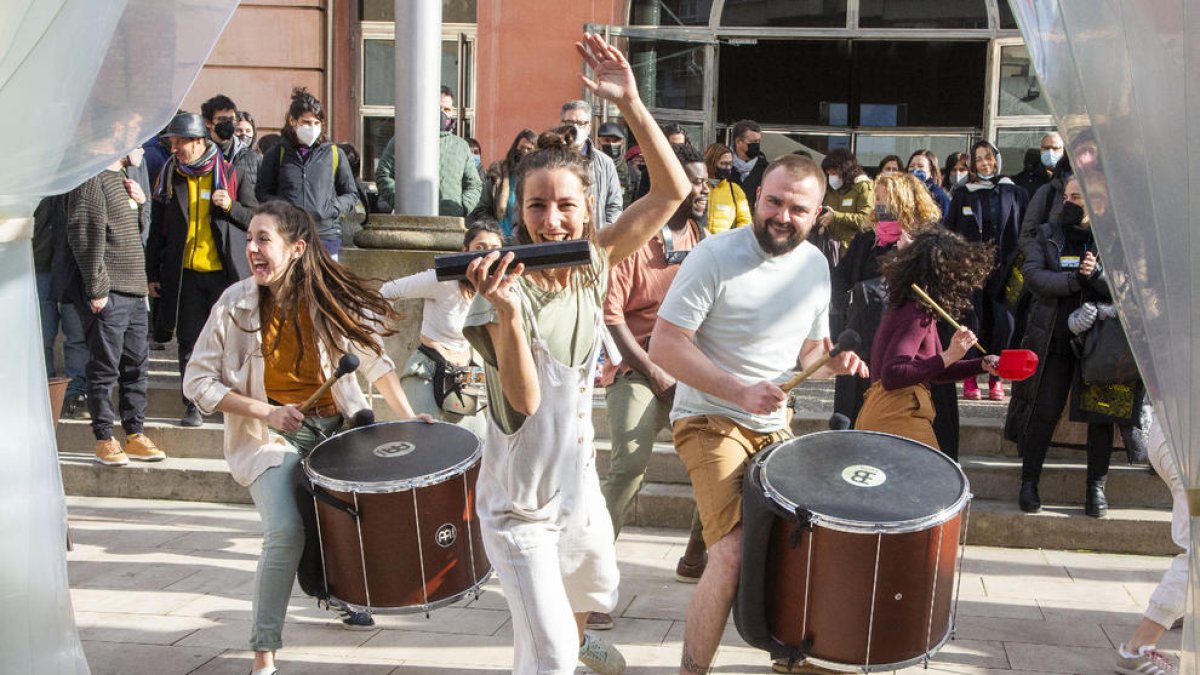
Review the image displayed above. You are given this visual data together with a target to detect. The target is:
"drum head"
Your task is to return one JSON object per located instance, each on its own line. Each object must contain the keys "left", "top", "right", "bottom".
{"left": 306, "top": 421, "right": 480, "bottom": 489}
{"left": 759, "top": 431, "right": 967, "bottom": 529}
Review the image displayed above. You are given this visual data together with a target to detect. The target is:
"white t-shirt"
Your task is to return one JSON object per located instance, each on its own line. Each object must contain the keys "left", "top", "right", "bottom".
{"left": 380, "top": 269, "right": 472, "bottom": 352}
{"left": 657, "top": 226, "right": 831, "bottom": 432}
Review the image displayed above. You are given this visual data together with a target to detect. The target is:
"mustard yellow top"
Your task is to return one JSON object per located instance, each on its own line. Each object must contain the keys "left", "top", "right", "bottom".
{"left": 263, "top": 301, "right": 335, "bottom": 411}
{"left": 183, "top": 172, "right": 223, "bottom": 272}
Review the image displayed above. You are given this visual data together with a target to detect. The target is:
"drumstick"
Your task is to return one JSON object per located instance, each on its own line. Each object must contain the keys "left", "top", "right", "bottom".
{"left": 910, "top": 283, "right": 987, "bottom": 355}
{"left": 298, "top": 353, "right": 360, "bottom": 414}
{"left": 781, "top": 330, "right": 860, "bottom": 392}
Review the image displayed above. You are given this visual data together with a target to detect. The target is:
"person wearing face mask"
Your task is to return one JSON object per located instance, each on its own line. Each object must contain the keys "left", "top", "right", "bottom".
{"left": 832, "top": 174, "right": 947, "bottom": 444}
{"left": 905, "top": 149, "right": 950, "bottom": 220}
{"left": 941, "top": 151, "right": 971, "bottom": 192}
{"left": 376, "top": 109, "right": 482, "bottom": 218}
{"left": 256, "top": 87, "right": 359, "bottom": 260}
{"left": 944, "top": 140, "right": 1030, "bottom": 401}
{"left": 470, "top": 128, "right": 537, "bottom": 239}
{"left": 876, "top": 154, "right": 903, "bottom": 178}
{"left": 234, "top": 110, "right": 258, "bottom": 155}
{"left": 561, "top": 99, "right": 624, "bottom": 229}
{"left": 1004, "top": 176, "right": 1145, "bottom": 519}
{"left": 1013, "top": 132, "right": 1064, "bottom": 199}
{"left": 816, "top": 148, "right": 874, "bottom": 273}
{"left": 728, "top": 119, "right": 766, "bottom": 215}
{"left": 147, "top": 112, "right": 253, "bottom": 427}
{"left": 200, "top": 94, "right": 260, "bottom": 231}
{"left": 596, "top": 122, "right": 634, "bottom": 208}
{"left": 702, "top": 143, "right": 751, "bottom": 234}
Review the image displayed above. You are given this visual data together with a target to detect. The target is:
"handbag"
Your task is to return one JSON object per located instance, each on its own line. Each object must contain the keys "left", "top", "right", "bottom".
{"left": 1078, "top": 315, "right": 1139, "bottom": 385}
{"left": 419, "top": 344, "right": 486, "bottom": 416}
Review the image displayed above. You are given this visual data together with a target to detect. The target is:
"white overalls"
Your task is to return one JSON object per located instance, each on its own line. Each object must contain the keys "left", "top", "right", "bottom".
{"left": 476, "top": 292, "right": 620, "bottom": 674}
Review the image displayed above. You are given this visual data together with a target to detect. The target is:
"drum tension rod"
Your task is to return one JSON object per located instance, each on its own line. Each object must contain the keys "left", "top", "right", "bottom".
{"left": 787, "top": 506, "right": 815, "bottom": 549}
{"left": 773, "top": 638, "right": 813, "bottom": 672}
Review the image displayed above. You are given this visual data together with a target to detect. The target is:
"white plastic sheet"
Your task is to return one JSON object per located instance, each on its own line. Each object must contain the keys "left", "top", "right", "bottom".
{"left": 1011, "top": 1, "right": 1199, "bottom": 669}
{"left": 0, "top": 1, "right": 236, "bottom": 671}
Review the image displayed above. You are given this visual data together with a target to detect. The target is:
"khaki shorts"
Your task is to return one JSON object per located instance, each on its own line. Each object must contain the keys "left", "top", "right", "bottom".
{"left": 673, "top": 415, "right": 791, "bottom": 547}
{"left": 854, "top": 381, "right": 939, "bottom": 450}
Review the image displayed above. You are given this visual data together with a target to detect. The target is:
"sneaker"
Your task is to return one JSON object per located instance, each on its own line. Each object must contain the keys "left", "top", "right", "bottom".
{"left": 988, "top": 379, "right": 1006, "bottom": 401}
{"left": 124, "top": 433, "right": 166, "bottom": 462}
{"left": 1116, "top": 644, "right": 1176, "bottom": 674}
{"left": 149, "top": 340, "right": 166, "bottom": 351}
{"left": 333, "top": 604, "right": 375, "bottom": 630}
{"left": 64, "top": 393, "right": 89, "bottom": 420}
{"left": 180, "top": 402, "right": 203, "bottom": 427}
{"left": 586, "top": 611, "right": 614, "bottom": 630}
{"left": 94, "top": 438, "right": 129, "bottom": 466}
{"left": 962, "top": 378, "right": 981, "bottom": 400}
{"left": 675, "top": 554, "right": 706, "bottom": 583}
{"left": 579, "top": 632, "right": 625, "bottom": 675}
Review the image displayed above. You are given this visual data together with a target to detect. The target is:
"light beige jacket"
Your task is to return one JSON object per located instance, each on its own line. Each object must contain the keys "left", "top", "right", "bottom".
{"left": 182, "top": 278, "right": 395, "bottom": 487}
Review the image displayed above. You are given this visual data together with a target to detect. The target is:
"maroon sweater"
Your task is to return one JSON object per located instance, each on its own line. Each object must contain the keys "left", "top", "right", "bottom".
{"left": 870, "top": 300, "right": 984, "bottom": 390}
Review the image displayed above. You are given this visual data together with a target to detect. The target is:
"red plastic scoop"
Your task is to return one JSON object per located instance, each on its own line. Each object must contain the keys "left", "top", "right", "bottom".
{"left": 997, "top": 349, "right": 1039, "bottom": 381}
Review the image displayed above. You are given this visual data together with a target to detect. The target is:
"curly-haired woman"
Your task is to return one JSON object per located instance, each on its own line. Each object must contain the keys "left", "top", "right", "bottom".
{"left": 853, "top": 229, "right": 998, "bottom": 450}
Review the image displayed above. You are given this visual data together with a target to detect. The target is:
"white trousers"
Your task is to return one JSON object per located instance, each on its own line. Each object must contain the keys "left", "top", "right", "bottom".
{"left": 1146, "top": 419, "right": 1189, "bottom": 629}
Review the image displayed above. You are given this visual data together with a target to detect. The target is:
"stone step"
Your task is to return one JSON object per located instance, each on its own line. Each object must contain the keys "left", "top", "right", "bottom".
{"left": 58, "top": 453, "right": 249, "bottom": 505}
{"left": 621, "top": 484, "right": 1177, "bottom": 557}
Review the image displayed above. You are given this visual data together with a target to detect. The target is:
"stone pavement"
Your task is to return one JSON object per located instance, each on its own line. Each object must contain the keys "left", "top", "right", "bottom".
{"left": 67, "top": 496, "right": 1180, "bottom": 675}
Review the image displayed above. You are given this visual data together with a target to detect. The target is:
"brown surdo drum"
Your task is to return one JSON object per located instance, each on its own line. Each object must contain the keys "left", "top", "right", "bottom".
{"left": 302, "top": 420, "right": 491, "bottom": 613}
{"left": 735, "top": 431, "right": 971, "bottom": 673}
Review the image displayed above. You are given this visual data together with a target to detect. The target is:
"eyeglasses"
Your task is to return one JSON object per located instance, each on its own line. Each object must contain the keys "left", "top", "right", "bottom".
{"left": 561, "top": 120, "right": 590, "bottom": 128}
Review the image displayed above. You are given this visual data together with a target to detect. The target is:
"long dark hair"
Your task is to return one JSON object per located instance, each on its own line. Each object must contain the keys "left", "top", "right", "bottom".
{"left": 820, "top": 148, "right": 865, "bottom": 182}
{"left": 879, "top": 229, "right": 994, "bottom": 320}
{"left": 942, "top": 151, "right": 970, "bottom": 191}
{"left": 280, "top": 87, "right": 326, "bottom": 147}
{"left": 503, "top": 129, "right": 536, "bottom": 174}
{"left": 252, "top": 201, "right": 397, "bottom": 368}
{"left": 512, "top": 127, "right": 599, "bottom": 289}
{"left": 907, "top": 149, "right": 942, "bottom": 186}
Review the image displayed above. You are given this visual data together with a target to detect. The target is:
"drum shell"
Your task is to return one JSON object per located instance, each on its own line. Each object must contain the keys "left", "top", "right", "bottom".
{"left": 765, "top": 508, "right": 962, "bottom": 668}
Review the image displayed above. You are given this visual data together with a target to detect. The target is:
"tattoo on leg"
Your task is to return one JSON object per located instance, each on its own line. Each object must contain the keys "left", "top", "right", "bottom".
{"left": 681, "top": 652, "right": 711, "bottom": 674}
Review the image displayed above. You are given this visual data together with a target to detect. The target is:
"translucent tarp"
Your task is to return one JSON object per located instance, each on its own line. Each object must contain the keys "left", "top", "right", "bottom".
{"left": 1010, "top": 1, "right": 1199, "bottom": 669}
{"left": 0, "top": 1, "right": 237, "bottom": 671}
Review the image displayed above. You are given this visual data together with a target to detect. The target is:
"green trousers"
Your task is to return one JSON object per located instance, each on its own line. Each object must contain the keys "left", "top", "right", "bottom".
{"left": 602, "top": 369, "right": 703, "bottom": 539}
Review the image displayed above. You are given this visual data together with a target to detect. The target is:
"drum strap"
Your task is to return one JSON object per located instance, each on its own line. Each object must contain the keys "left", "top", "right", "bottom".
{"left": 297, "top": 477, "right": 360, "bottom": 520}
{"left": 786, "top": 506, "right": 815, "bottom": 549}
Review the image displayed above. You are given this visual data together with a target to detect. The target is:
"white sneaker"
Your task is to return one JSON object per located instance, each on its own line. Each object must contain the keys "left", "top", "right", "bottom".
{"left": 579, "top": 631, "right": 625, "bottom": 675}
{"left": 1116, "top": 644, "right": 1176, "bottom": 675}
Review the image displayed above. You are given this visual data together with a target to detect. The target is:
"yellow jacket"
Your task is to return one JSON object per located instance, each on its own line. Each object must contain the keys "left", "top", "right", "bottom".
{"left": 707, "top": 179, "right": 752, "bottom": 234}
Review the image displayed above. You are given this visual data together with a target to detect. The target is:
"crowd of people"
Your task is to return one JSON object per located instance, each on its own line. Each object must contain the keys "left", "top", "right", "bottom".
{"left": 33, "top": 31, "right": 1181, "bottom": 675}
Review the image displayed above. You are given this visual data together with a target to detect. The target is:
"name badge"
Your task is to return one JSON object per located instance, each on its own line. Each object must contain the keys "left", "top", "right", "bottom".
{"left": 1060, "top": 255, "right": 1081, "bottom": 269}
{"left": 962, "top": 206, "right": 974, "bottom": 216}
{"left": 841, "top": 198, "right": 853, "bottom": 207}
{"left": 200, "top": 189, "right": 212, "bottom": 200}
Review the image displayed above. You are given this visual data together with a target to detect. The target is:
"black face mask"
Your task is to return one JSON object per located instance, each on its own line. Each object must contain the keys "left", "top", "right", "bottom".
{"left": 214, "top": 120, "right": 235, "bottom": 141}
{"left": 746, "top": 142, "right": 761, "bottom": 158}
{"left": 1061, "top": 201, "right": 1086, "bottom": 228}
{"left": 601, "top": 143, "right": 623, "bottom": 161}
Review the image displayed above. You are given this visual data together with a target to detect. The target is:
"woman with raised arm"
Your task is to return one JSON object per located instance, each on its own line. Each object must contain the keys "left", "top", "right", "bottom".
{"left": 183, "top": 200, "right": 430, "bottom": 675}
{"left": 461, "top": 33, "right": 689, "bottom": 675}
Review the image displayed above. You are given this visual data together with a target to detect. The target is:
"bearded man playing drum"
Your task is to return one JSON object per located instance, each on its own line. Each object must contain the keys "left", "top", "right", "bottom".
{"left": 649, "top": 154, "right": 867, "bottom": 675}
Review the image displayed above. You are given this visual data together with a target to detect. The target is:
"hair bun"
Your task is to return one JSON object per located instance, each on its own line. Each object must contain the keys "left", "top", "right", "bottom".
{"left": 538, "top": 127, "right": 575, "bottom": 152}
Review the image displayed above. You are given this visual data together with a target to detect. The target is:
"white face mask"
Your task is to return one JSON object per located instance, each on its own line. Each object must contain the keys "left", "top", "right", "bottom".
{"left": 827, "top": 174, "right": 843, "bottom": 191}
{"left": 952, "top": 170, "right": 970, "bottom": 184}
{"left": 570, "top": 130, "right": 588, "bottom": 149}
{"left": 295, "top": 123, "right": 321, "bottom": 147}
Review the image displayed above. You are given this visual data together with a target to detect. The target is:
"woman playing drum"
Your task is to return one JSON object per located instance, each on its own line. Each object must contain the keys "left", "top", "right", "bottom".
{"left": 182, "top": 200, "right": 430, "bottom": 675}
{"left": 461, "top": 33, "right": 689, "bottom": 675}
{"left": 381, "top": 221, "right": 503, "bottom": 435}
{"left": 854, "top": 229, "right": 998, "bottom": 450}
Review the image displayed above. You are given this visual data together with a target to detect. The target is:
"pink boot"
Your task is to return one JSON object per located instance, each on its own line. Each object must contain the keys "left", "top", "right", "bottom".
{"left": 989, "top": 377, "right": 1006, "bottom": 401}
{"left": 963, "top": 378, "right": 981, "bottom": 400}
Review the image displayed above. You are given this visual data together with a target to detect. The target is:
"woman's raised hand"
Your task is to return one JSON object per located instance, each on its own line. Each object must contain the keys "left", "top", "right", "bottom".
{"left": 577, "top": 33, "right": 638, "bottom": 105}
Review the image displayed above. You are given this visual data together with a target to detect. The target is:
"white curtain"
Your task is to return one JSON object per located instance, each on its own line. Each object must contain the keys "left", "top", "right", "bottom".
{"left": 1011, "top": 1, "right": 1200, "bottom": 670}
{"left": 0, "top": 1, "right": 236, "bottom": 671}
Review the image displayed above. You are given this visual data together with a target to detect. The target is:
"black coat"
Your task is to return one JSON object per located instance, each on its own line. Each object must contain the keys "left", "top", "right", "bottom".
{"left": 256, "top": 139, "right": 359, "bottom": 238}
{"left": 732, "top": 155, "right": 767, "bottom": 214}
{"left": 944, "top": 180, "right": 1030, "bottom": 293}
{"left": 1003, "top": 220, "right": 1140, "bottom": 442}
{"left": 146, "top": 164, "right": 252, "bottom": 337}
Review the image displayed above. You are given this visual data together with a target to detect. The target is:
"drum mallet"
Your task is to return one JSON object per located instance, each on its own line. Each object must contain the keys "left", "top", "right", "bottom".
{"left": 298, "top": 353, "right": 360, "bottom": 414}
{"left": 910, "top": 283, "right": 1039, "bottom": 380}
{"left": 781, "top": 330, "right": 861, "bottom": 392}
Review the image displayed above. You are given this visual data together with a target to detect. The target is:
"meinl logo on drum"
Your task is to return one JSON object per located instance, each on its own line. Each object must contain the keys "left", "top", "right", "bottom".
{"left": 841, "top": 464, "right": 887, "bottom": 488}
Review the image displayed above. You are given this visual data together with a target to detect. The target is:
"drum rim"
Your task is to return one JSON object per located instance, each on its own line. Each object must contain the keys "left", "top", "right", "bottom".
{"left": 800, "top": 621, "right": 953, "bottom": 672}
{"left": 758, "top": 430, "right": 972, "bottom": 534}
{"left": 302, "top": 420, "right": 482, "bottom": 494}
{"left": 327, "top": 565, "right": 493, "bottom": 615}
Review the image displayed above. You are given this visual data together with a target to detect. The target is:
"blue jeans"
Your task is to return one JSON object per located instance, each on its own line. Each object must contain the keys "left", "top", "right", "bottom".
{"left": 36, "top": 272, "right": 87, "bottom": 396}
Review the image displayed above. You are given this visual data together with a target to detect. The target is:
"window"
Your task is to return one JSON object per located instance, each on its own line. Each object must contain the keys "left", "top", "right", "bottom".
{"left": 757, "top": 132, "right": 851, "bottom": 165}
{"left": 628, "top": 39, "right": 706, "bottom": 111}
{"left": 858, "top": 0, "right": 988, "bottom": 29}
{"left": 719, "top": 40, "right": 986, "bottom": 128}
{"left": 853, "top": 135, "right": 973, "bottom": 178}
{"left": 998, "top": 0, "right": 1019, "bottom": 30}
{"left": 362, "top": 39, "right": 472, "bottom": 110}
{"left": 362, "top": 116, "right": 394, "bottom": 181}
{"left": 360, "top": 0, "right": 476, "bottom": 23}
{"left": 997, "top": 44, "right": 1050, "bottom": 116}
{"left": 720, "top": 0, "right": 847, "bottom": 28}
{"left": 629, "top": 0, "right": 714, "bottom": 26}
{"left": 996, "top": 127, "right": 1056, "bottom": 175}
